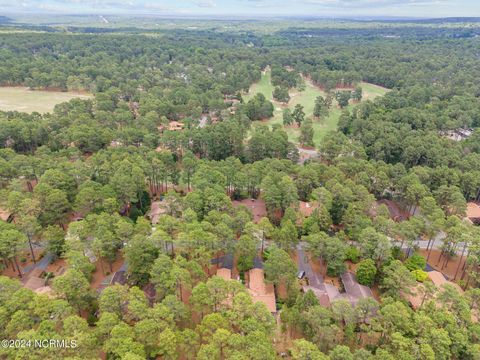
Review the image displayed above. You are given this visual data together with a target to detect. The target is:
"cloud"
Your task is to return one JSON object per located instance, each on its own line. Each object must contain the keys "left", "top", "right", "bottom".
{"left": 299, "top": 0, "right": 450, "bottom": 8}
{"left": 0, "top": 0, "right": 475, "bottom": 16}
{"left": 194, "top": 0, "right": 216, "bottom": 7}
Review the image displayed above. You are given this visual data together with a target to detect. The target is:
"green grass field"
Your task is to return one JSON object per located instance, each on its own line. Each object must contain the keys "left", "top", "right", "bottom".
{"left": 243, "top": 70, "right": 274, "bottom": 102}
{"left": 0, "top": 87, "right": 92, "bottom": 114}
{"left": 244, "top": 70, "right": 389, "bottom": 146}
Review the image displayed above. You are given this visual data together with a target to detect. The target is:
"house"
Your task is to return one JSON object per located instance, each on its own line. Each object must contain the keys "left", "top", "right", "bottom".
{"left": 214, "top": 255, "right": 275, "bottom": 313}
{"left": 442, "top": 128, "right": 473, "bottom": 142}
{"left": 23, "top": 269, "right": 54, "bottom": 298}
{"left": 111, "top": 270, "right": 127, "bottom": 285}
{"left": 143, "top": 283, "right": 156, "bottom": 305}
{"left": 467, "top": 202, "right": 480, "bottom": 225}
{"left": 0, "top": 208, "right": 13, "bottom": 223}
{"left": 371, "top": 199, "right": 410, "bottom": 222}
{"left": 111, "top": 262, "right": 128, "bottom": 286}
{"left": 297, "top": 148, "right": 319, "bottom": 164}
{"left": 147, "top": 201, "right": 167, "bottom": 225}
{"left": 303, "top": 284, "right": 340, "bottom": 308}
{"left": 168, "top": 121, "right": 185, "bottom": 131}
{"left": 405, "top": 270, "right": 463, "bottom": 310}
{"left": 212, "top": 254, "right": 233, "bottom": 270}
{"left": 109, "top": 140, "right": 123, "bottom": 148}
{"left": 212, "top": 255, "right": 237, "bottom": 307}
{"left": 157, "top": 121, "right": 185, "bottom": 133}
{"left": 428, "top": 270, "right": 463, "bottom": 293}
{"left": 247, "top": 268, "right": 276, "bottom": 313}
{"left": 299, "top": 201, "right": 319, "bottom": 218}
{"left": 339, "top": 272, "right": 375, "bottom": 307}
{"left": 298, "top": 245, "right": 340, "bottom": 307}
{"left": 24, "top": 274, "right": 46, "bottom": 291}
{"left": 233, "top": 199, "right": 267, "bottom": 223}
{"left": 216, "top": 268, "right": 232, "bottom": 281}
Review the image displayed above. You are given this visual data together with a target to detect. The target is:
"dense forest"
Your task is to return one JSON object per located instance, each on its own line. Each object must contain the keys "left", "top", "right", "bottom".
{"left": 1, "top": 19, "right": 480, "bottom": 360}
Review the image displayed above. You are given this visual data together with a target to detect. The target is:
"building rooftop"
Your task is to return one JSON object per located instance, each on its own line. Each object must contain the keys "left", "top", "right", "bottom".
{"left": 341, "top": 272, "right": 375, "bottom": 306}
{"left": 303, "top": 286, "right": 332, "bottom": 307}
{"left": 233, "top": 198, "right": 267, "bottom": 223}
{"left": 247, "top": 268, "right": 276, "bottom": 313}
{"left": 372, "top": 199, "right": 410, "bottom": 222}
{"left": 147, "top": 201, "right": 167, "bottom": 224}
{"left": 0, "top": 208, "right": 12, "bottom": 222}
{"left": 405, "top": 270, "right": 464, "bottom": 309}
{"left": 298, "top": 201, "right": 319, "bottom": 218}
{"left": 216, "top": 268, "right": 232, "bottom": 281}
{"left": 467, "top": 202, "right": 480, "bottom": 222}
{"left": 24, "top": 276, "right": 46, "bottom": 291}
{"left": 111, "top": 270, "right": 127, "bottom": 285}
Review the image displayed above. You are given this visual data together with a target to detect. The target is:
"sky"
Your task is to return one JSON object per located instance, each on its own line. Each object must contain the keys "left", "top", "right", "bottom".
{"left": 2, "top": 0, "right": 480, "bottom": 18}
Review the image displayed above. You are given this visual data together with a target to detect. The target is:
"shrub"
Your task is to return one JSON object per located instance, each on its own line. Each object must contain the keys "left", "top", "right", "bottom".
{"left": 356, "top": 259, "right": 377, "bottom": 287}
{"left": 128, "top": 206, "right": 143, "bottom": 222}
{"left": 345, "top": 247, "right": 361, "bottom": 263}
{"left": 391, "top": 246, "right": 402, "bottom": 260}
{"left": 412, "top": 269, "right": 428, "bottom": 282}
{"left": 405, "top": 254, "right": 426, "bottom": 271}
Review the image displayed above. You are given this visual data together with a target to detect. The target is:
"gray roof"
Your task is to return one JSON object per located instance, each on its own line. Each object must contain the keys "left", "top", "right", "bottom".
{"left": 253, "top": 256, "right": 264, "bottom": 269}
{"left": 340, "top": 272, "right": 374, "bottom": 306}
{"left": 211, "top": 254, "right": 234, "bottom": 270}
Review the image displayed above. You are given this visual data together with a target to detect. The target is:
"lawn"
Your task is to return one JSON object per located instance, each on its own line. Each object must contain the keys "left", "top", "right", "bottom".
{"left": 243, "top": 69, "right": 274, "bottom": 102}
{"left": 244, "top": 70, "right": 389, "bottom": 146}
{"left": 0, "top": 87, "right": 92, "bottom": 114}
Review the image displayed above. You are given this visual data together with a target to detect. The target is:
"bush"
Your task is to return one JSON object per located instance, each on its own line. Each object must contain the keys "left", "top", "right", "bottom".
{"left": 356, "top": 259, "right": 377, "bottom": 287}
{"left": 20, "top": 257, "right": 27, "bottom": 263}
{"left": 128, "top": 206, "right": 143, "bottom": 222}
{"left": 391, "top": 246, "right": 402, "bottom": 260}
{"left": 412, "top": 269, "right": 428, "bottom": 282}
{"left": 345, "top": 247, "right": 361, "bottom": 263}
{"left": 263, "top": 248, "right": 271, "bottom": 261}
{"left": 405, "top": 254, "right": 426, "bottom": 271}
{"left": 327, "top": 262, "right": 347, "bottom": 278}
{"left": 87, "top": 312, "right": 97, "bottom": 326}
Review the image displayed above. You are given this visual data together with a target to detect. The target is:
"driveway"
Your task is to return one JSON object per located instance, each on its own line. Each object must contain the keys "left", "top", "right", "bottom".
{"left": 297, "top": 243, "right": 325, "bottom": 291}
{"left": 22, "top": 253, "right": 54, "bottom": 274}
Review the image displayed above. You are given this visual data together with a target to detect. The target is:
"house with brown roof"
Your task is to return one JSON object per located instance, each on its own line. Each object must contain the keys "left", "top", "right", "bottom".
{"left": 303, "top": 284, "right": 340, "bottom": 308}
{"left": 406, "top": 270, "right": 463, "bottom": 310}
{"left": 247, "top": 268, "right": 276, "bottom": 313}
{"left": 467, "top": 202, "right": 480, "bottom": 225}
{"left": 147, "top": 201, "right": 167, "bottom": 225}
{"left": 0, "top": 208, "right": 13, "bottom": 223}
{"left": 168, "top": 121, "right": 185, "bottom": 131}
{"left": 157, "top": 121, "right": 185, "bottom": 133}
{"left": 298, "top": 201, "right": 319, "bottom": 218}
{"left": 216, "top": 268, "right": 232, "bottom": 281}
{"left": 233, "top": 199, "right": 267, "bottom": 223}
{"left": 298, "top": 244, "right": 341, "bottom": 307}
{"left": 371, "top": 199, "right": 410, "bottom": 222}
{"left": 23, "top": 269, "right": 54, "bottom": 298}
{"left": 428, "top": 270, "right": 463, "bottom": 292}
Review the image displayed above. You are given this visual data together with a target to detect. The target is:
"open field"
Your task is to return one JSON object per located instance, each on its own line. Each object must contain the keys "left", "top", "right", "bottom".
{"left": 243, "top": 70, "right": 274, "bottom": 102}
{"left": 244, "top": 70, "right": 389, "bottom": 146}
{"left": 0, "top": 87, "right": 92, "bottom": 114}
